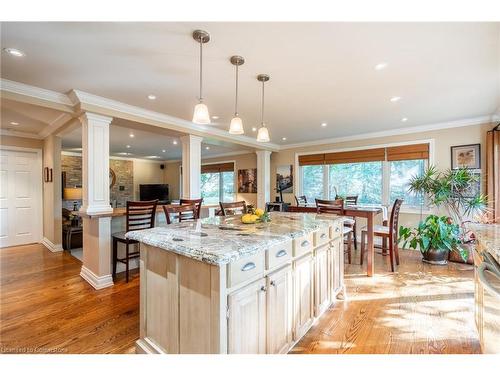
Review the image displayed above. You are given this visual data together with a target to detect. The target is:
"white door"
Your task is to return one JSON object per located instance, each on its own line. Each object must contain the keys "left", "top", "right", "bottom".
{"left": 0, "top": 149, "right": 41, "bottom": 248}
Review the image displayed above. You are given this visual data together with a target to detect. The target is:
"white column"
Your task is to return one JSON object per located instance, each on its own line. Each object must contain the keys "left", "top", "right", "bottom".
{"left": 256, "top": 150, "right": 272, "bottom": 209}
{"left": 79, "top": 112, "right": 114, "bottom": 290}
{"left": 180, "top": 135, "right": 202, "bottom": 199}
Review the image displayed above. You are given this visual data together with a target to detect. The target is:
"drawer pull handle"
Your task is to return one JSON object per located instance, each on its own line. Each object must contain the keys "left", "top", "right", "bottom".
{"left": 270, "top": 280, "right": 276, "bottom": 287}
{"left": 260, "top": 286, "right": 267, "bottom": 292}
{"left": 301, "top": 240, "right": 310, "bottom": 247}
{"left": 335, "top": 227, "right": 340, "bottom": 232}
{"left": 320, "top": 233, "right": 327, "bottom": 239}
{"left": 276, "top": 250, "right": 288, "bottom": 258}
{"left": 241, "top": 262, "right": 256, "bottom": 272}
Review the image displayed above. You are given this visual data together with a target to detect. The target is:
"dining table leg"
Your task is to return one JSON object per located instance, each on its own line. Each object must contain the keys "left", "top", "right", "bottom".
{"left": 366, "top": 212, "right": 375, "bottom": 277}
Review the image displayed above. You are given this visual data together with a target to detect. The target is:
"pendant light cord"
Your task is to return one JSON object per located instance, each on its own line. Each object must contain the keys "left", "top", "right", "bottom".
{"left": 261, "top": 80, "right": 265, "bottom": 126}
{"left": 235, "top": 64, "right": 239, "bottom": 116}
{"left": 199, "top": 39, "right": 203, "bottom": 102}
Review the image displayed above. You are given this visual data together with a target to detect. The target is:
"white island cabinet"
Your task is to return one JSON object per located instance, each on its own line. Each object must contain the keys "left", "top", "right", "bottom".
{"left": 127, "top": 212, "right": 346, "bottom": 354}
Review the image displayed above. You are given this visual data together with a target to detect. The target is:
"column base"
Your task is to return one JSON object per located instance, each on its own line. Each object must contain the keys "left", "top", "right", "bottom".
{"left": 80, "top": 265, "right": 114, "bottom": 290}
{"left": 41, "top": 237, "right": 63, "bottom": 252}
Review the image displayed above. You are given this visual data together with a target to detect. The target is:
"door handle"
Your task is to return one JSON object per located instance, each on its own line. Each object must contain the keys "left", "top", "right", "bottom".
{"left": 241, "top": 262, "right": 256, "bottom": 272}
{"left": 270, "top": 280, "right": 276, "bottom": 287}
{"left": 335, "top": 227, "right": 340, "bottom": 232}
{"left": 260, "top": 286, "right": 267, "bottom": 292}
{"left": 276, "top": 250, "right": 287, "bottom": 258}
{"left": 301, "top": 240, "right": 310, "bottom": 247}
{"left": 320, "top": 233, "right": 327, "bottom": 239}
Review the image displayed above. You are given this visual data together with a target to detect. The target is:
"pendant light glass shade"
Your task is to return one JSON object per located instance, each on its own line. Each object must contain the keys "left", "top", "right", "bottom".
{"left": 193, "top": 102, "right": 211, "bottom": 124}
{"left": 229, "top": 116, "right": 244, "bottom": 134}
{"left": 256, "top": 126, "right": 270, "bottom": 142}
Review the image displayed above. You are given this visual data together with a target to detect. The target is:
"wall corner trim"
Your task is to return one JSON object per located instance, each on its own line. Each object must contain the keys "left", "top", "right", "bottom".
{"left": 80, "top": 266, "right": 114, "bottom": 290}
{"left": 41, "top": 237, "right": 63, "bottom": 252}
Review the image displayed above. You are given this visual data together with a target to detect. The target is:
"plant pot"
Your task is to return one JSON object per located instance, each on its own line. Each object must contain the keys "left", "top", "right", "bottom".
{"left": 421, "top": 248, "right": 449, "bottom": 265}
{"left": 448, "top": 243, "right": 474, "bottom": 265}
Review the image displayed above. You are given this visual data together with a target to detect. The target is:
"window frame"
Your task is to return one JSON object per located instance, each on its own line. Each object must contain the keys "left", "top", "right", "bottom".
{"left": 296, "top": 139, "right": 434, "bottom": 213}
{"left": 200, "top": 160, "right": 236, "bottom": 205}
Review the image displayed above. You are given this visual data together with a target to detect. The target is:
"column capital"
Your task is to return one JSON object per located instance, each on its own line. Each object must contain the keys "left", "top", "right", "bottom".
{"left": 180, "top": 134, "right": 204, "bottom": 144}
{"left": 79, "top": 112, "right": 113, "bottom": 125}
{"left": 255, "top": 150, "right": 272, "bottom": 157}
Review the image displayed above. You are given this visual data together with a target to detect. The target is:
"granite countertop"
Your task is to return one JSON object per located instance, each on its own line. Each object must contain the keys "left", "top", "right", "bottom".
{"left": 126, "top": 212, "right": 343, "bottom": 266}
{"left": 468, "top": 223, "right": 500, "bottom": 264}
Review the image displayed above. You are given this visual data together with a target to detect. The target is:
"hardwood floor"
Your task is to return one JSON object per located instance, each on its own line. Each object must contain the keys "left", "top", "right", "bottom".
{"left": 0, "top": 243, "right": 480, "bottom": 354}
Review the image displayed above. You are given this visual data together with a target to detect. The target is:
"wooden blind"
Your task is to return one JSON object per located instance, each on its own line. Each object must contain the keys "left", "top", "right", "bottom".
{"left": 298, "top": 154, "right": 325, "bottom": 166}
{"left": 201, "top": 162, "right": 234, "bottom": 174}
{"left": 324, "top": 148, "right": 385, "bottom": 164}
{"left": 386, "top": 143, "right": 429, "bottom": 161}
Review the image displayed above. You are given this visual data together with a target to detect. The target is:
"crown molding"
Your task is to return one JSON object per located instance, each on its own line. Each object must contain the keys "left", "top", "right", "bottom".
{"left": 38, "top": 113, "right": 74, "bottom": 139}
{"left": 1, "top": 78, "right": 75, "bottom": 113}
{"left": 69, "top": 89, "right": 281, "bottom": 152}
{"left": 0, "top": 128, "right": 42, "bottom": 139}
{"left": 280, "top": 115, "right": 494, "bottom": 150}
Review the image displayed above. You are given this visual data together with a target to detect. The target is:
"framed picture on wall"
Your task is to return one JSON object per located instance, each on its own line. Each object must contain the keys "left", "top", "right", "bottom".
{"left": 238, "top": 168, "right": 257, "bottom": 193}
{"left": 451, "top": 143, "right": 481, "bottom": 169}
{"left": 276, "top": 165, "right": 293, "bottom": 193}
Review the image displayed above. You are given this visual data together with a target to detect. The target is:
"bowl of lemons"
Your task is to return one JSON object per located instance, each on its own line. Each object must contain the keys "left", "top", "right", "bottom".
{"left": 241, "top": 208, "right": 271, "bottom": 224}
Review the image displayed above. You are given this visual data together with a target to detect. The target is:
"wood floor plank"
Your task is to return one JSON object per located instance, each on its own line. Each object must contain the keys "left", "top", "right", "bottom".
{"left": 0, "top": 243, "right": 480, "bottom": 354}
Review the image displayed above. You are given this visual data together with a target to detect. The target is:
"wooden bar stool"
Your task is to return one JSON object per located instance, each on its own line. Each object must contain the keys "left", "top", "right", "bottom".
{"left": 336, "top": 195, "right": 359, "bottom": 250}
{"left": 315, "top": 198, "right": 354, "bottom": 264}
{"left": 295, "top": 195, "right": 308, "bottom": 206}
{"left": 219, "top": 201, "right": 247, "bottom": 216}
{"left": 112, "top": 199, "right": 158, "bottom": 282}
{"left": 163, "top": 203, "right": 199, "bottom": 224}
{"left": 179, "top": 198, "right": 203, "bottom": 219}
{"left": 360, "top": 198, "right": 403, "bottom": 272}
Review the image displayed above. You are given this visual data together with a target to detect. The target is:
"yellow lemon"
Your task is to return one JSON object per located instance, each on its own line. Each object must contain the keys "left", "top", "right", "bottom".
{"left": 250, "top": 214, "right": 259, "bottom": 222}
{"left": 241, "top": 214, "right": 256, "bottom": 224}
{"left": 255, "top": 208, "right": 265, "bottom": 217}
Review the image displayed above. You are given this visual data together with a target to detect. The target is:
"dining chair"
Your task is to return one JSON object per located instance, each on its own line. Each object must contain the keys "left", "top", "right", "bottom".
{"left": 219, "top": 201, "right": 247, "bottom": 216}
{"left": 163, "top": 203, "right": 199, "bottom": 224}
{"left": 360, "top": 198, "right": 403, "bottom": 272}
{"left": 336, "top": 194, "right": 359, "bottom": 250}
{"left": 112, "top": 199, "right": 158, "bottom": 282}
{"left": 295, "top": 195, "right": 308, "bottom": 206}
{"left": 315, "top": 198, "right": 354, "bottom": 263}
{"left": 179, "top": 198, "right": 203, "bottom": 219}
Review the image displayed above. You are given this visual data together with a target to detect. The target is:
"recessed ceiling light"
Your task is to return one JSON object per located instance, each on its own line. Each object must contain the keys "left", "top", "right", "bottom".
{"left": 374, "top": 63, "right": 387, "bottom": 70}
{"left": 117, "top": 152, "right": 133, "bottom": 156}
{"left": 390, "top": 96, "right": 401, "bottom": 102}
{"left": 401, "top": 117, "right": 408, "bottom": 122}
{"left": 211, "top": 116, "right": 219, "bottom": 120}
{"left": 205, "top": 146, "right": 210, "bottom": 150}
{"left": 282, "top": 137, "right": 287, "bottom": 141}
{"left": 147, "top": 94, "right": 156, "bottom": 100}
{"left": 162, "top": 149, "right": 166, "bottom": 153}
{"left": 9, "top": 121, "right": 19, "bottom": 126}
{"left": 126, "top": 145, "right": 131, "bottom": 148}
{"left": 146, "top": 155, "right": 161, "bottom": 159}
{"left": 321, "top": 122, "right": 327, "bottom": 127}
{"left": 129, "top": 133, "right": 135, "bottom": 138}
{"left": 252, "top": 127, "right": 257, "bottom": 132}
{"left": 172, "top": 140, "right": 178, "bottom": 145}
{"left": 3, "top": 48, "right": 25, "bottom": 57}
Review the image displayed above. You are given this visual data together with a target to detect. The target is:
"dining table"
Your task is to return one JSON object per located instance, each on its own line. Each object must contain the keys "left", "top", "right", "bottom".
{"left": 287, "top": 203, "right": 384, "bottom": 277}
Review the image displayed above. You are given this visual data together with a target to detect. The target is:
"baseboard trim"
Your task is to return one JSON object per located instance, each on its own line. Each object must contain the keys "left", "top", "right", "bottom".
{"left": 80, "top": 265, "right": 114, "bottom": 290}
{"left": 41, "top": 237, "right": 63, "bottom": 252}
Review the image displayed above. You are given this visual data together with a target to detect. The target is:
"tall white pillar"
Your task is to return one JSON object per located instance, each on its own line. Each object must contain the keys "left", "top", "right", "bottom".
{"left": 180, "top": 134, "right": 202, "bottom": 199}
{"left": 256, "top": 150, "right": 272, "bottom": 209}
{"left": 79, "top": 112, "right": 114, "bottom": 290}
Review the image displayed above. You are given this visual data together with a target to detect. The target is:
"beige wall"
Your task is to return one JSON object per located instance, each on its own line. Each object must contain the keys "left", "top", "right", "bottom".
{"left": 163, "top": 162, "right": 181, "bottom": 201}
{"left": 0, "top": 135, "right": 43, "bottom": 149}
{"left": 132, "top": 160, "right": 168, "bottom": 200}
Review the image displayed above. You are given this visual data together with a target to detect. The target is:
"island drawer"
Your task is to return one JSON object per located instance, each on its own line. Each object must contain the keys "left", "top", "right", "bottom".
{"left": 293, "top": 232, "right": 314, "bottom": 257}
{"left": 330, "top": 221, "right": 342, "bottom": 239}
{"left": 314, "top": 227, "right": 330, "bottom": 247}
{"left": 227, "top": 252, "right": 265, "bottom": 288}
{"left": 266, "top": 240, "right": 292, "bottom": 270}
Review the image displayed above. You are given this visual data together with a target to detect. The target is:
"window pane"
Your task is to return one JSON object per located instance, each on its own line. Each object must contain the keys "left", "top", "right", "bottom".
{"left": 329, "top": 162, "right": 382, "bottom": 204}
{"left": 221, "top": 171, "right": 235, "bottom": 203}
{"left": 302, "top": 165, "right": 324, "bottom": 202}
{"left": 200, "top": 172, "right": 220, "bottom": 205}
{"left": 389, "top": 159, "right": 425, "bottom": 207}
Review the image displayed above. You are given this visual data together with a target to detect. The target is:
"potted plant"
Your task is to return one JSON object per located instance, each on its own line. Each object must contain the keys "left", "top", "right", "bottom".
{"left": 399, "top": 166, "right": 487, "bottom": 264}
{"left": 399, "top": 215, "right": 466, "bottom": 264}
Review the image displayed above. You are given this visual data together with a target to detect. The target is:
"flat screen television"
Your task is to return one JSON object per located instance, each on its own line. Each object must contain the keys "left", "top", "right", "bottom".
{"left": 139, "top": 184, "right": 169, "bottom": 204}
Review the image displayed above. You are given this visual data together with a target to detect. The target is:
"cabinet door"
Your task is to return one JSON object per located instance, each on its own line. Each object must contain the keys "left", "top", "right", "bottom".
{"left": 267, "top": 265, "right": 293, "bottom": 354}
{"left": 329, "top": 238, "right": 343, "bottom": 298}
{"left": 293, "top": 254, "right": 314, "bottom": 341}
{"left": 315, "top": 245, "right": 330, "bottom": 317}
{"left": 228, "top": 278, "right": 267, "bottom": 354}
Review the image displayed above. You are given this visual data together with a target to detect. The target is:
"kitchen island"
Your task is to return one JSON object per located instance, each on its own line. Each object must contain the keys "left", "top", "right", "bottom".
{"left": 127, "top": 212, "right": 346, "bottom": 354}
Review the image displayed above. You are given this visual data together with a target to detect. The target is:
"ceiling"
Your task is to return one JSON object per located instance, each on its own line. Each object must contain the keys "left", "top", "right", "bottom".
{"left": 1, "top": 22, "right": 500, "bottom": 145}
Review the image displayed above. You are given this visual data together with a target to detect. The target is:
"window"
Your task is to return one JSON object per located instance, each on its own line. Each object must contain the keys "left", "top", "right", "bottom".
{"left": 389, "top": 159, "right": 425, "bottom": 208}
{"left": 302, "top": 165, "right": 324, "bottom": 202}
{"left": 329, "top": 162, "right": 383, "bottom": 204}
{"left": 299, "top": 142, "right": 429, "bottom": 209}
{"left": 200, "top": 163, "right": 235, "bottom": 205}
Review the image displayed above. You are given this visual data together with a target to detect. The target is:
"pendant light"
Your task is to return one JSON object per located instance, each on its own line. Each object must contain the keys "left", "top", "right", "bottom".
{"left": 229, "top": 55, "right": 245, "bottom": 135}
{"left": 192, "top": 30, "right": 211, "bottom": 124}
{"left": 256, "top": 74, "right": 270, "bottom": 142}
